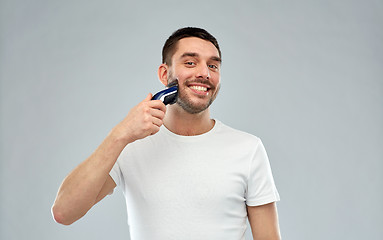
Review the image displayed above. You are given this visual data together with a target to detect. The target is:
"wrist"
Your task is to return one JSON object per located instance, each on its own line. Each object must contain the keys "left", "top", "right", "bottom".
{"left": 108, "top": 126, "right": 136, "bottom": 147}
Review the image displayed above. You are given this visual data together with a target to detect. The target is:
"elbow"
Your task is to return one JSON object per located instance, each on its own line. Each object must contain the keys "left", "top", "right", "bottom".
{"left": 51, "top": 204, "right": 75, "bottom": 226}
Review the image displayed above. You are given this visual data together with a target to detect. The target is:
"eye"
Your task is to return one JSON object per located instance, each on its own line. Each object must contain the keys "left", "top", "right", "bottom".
{"left": 208, "top": 64, "right": 218, "bottom": 70}
{"left": 185, "top": 61, "right": 195, "bottom": 66}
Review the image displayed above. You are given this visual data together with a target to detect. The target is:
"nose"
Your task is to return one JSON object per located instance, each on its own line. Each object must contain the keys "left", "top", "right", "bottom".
{"left": 196, "top": 64, "right": 210, "bottom": 80}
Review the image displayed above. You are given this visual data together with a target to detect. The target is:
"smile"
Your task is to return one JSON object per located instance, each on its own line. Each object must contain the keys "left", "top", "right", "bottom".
{"left": 187, "top": 83, "right": 212, "bottom": 96}
{"left": 190, "top": 85, "right": 208, "bottom": 92}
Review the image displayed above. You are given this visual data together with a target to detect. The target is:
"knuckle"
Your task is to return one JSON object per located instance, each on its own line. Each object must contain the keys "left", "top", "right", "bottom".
{"left": 152, "top": 126, "right": 160, "bottom": 134}
{"left": 144, "top": 122, "right": 152, "bottom": 130}
{"left": 142, "top": 106, "right": 150, "bottom": 114}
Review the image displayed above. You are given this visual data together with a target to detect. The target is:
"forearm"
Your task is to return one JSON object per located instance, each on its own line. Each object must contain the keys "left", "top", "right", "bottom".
{"left": 52, "top": 130, "right": 130, "bottom": 225}
{"left": 52, "top": 95, "right": 166, "bottom": 225}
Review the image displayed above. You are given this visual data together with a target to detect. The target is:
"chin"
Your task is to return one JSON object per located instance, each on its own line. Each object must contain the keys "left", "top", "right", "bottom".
{"left": 176, "top": 98, "right": 214, "bottom": 114}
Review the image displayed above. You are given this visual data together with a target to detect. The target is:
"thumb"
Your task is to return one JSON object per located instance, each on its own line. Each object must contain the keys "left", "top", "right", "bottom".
{"left": 143, "top": 93, "right": 153, "bottom": 102}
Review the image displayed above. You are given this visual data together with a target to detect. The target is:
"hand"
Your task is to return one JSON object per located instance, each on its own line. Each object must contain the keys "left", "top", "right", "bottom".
{"left": 112, "top": 93, "right": 166, "bottom": 144}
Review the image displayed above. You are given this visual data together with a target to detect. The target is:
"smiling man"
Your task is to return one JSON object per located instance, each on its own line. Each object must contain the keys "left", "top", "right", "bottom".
{"left": 163, "top": 37, "right": 221, "bottom": 116}
{"left": 52, "top": 27, "right": 281, "bottom": 240}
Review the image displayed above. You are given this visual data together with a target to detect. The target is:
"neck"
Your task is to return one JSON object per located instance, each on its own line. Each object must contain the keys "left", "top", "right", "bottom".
{"left": 163, "top": 104, "right": 215, "bottom": 136}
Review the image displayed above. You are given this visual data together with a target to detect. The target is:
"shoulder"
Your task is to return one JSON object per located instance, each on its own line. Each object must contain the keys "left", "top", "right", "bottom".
{"left": 215, "top": 120, "right": 262, "bottom": 146}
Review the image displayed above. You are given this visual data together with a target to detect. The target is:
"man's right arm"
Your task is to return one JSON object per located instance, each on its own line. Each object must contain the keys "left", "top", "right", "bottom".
{"left": 51, "top": 94, "right": 166, "bottom": 225}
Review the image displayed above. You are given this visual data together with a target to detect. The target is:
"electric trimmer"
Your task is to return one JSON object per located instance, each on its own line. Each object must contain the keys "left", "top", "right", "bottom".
{"left": 151, "top": 80, "right": 179, "bottom": 105}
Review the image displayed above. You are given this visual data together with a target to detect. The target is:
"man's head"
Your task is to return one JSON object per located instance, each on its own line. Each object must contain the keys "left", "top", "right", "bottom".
{"left": 158, "top": 27, "right": 222, "bottom": 114}
{"left": 162, "top": 27, "right": 221, "bottom": 66}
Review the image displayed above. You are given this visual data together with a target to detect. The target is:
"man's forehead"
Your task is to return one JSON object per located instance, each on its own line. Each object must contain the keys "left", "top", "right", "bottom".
{"left": 174, "top": 37, "right": 220, "bottom": 58}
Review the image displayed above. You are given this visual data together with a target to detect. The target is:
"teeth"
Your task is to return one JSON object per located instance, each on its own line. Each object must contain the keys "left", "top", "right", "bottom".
{"left": 190, "top": 86, "right": 208, "bottom": 92}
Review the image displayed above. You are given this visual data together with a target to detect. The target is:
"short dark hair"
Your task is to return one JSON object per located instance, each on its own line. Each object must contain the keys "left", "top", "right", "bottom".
{"left": 162, "top": 27, "right": 221, "bottom": 65}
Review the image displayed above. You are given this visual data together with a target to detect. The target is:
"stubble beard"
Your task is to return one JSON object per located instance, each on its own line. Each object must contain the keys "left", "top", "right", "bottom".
{"left": 168, "top": 73, "right": 220, "bottom": 114}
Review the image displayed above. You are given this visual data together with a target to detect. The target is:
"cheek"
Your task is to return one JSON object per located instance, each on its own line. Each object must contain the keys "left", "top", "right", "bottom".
{"left": 170, "top": 69, "right": 188, "bottom": 82}
{"left": 176, "top": 70, "right": 193, "bottom": 80}
{"left": 211, "top": 73, "right": 221, "bottom": 86}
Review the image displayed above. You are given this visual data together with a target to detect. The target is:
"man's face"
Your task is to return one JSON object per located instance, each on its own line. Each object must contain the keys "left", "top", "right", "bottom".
{"left": 168, "top": 37, "right": 221, "bottom": 114}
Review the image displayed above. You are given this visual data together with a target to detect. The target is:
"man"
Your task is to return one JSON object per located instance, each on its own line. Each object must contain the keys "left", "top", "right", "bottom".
{"left": 52, "top": 27, "right": 281, "bottom": 239}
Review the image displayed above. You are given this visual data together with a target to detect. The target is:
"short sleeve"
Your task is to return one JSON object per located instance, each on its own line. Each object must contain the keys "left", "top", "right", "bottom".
{"left": 109, "top": 160, "right": 122, "bottom": 187}
{"left": 109, "top": 148, "right": 127, "bottom": 190}
{"left": 245, "top": 139, "right": 280, "bottom": 206}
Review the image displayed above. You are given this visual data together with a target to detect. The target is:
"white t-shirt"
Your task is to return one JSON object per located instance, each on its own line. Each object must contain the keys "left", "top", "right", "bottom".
{"left": 110, "top": 120, "right": 280, "bottom": 240}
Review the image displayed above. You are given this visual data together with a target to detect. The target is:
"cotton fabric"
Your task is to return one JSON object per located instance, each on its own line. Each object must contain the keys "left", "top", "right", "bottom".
{"left": 110, "top": 120, "right": 280, "bottom": 240}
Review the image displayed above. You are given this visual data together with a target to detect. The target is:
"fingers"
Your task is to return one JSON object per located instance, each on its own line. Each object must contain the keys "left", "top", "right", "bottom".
{"left": 147, "top": 101, "right": 166, "bottom": 128}
{"left": 151, "top": 116, "right": 163, "bottom": 128}
{"left": 148, "top": 100, "right": 167, "bottom": 113}
{"left": 115, "top": 93, "right": 168, "bottom": 142}
{"left": 150, "top": 108, "right": 166, "bottom": 120}
{"left": 133, "top": 94, "right": 167, "bottom": 137}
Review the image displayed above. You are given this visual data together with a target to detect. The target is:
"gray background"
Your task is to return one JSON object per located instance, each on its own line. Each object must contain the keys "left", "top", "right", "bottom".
{"left": 1, "top": 0, "right": 382, "bottom": 239}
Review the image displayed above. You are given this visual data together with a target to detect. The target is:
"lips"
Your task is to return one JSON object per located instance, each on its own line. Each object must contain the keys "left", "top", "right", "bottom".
{"left": 186, "top": 81, "right": 213, "bottom": 96}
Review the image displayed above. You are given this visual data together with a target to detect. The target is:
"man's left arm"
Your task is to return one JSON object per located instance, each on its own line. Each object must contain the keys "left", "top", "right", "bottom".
{"left": 247, "top": 202, "right": 281, "bottom": 240}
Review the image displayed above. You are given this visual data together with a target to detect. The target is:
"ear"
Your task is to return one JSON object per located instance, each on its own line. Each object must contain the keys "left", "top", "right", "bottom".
{"left": 158, "top": 64, "right": 169, "bottom": 86}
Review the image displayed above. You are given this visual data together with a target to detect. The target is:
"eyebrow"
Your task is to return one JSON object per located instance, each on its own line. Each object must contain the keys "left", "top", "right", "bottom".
{"left": 180, "top": 52, "right": 222, "bottom": 63}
